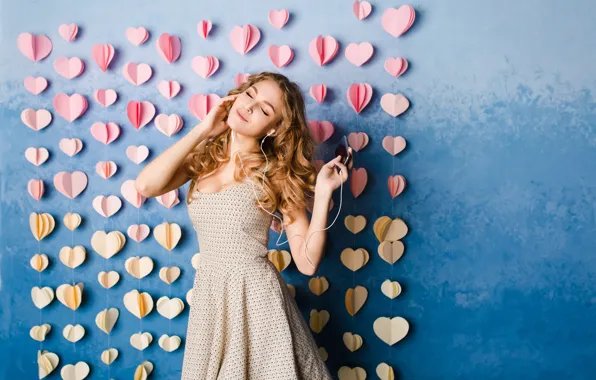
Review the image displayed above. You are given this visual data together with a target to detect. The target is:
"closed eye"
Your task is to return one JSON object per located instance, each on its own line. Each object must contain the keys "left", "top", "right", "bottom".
{"left": 246, "top": 91, "right": 270, "bottom": 116}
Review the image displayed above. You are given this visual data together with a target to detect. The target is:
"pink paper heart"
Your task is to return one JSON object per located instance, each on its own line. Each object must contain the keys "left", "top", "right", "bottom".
{"left": 126, "top": 145, "right": 149, "bottom": 164}
{"left": 154, "top": 114, "right": 183, "bottom": 137}
{"left": 353, "top": 0, "right": 372, "bottom": 20}
{"left": 268, "top": 45, "right": 294, "bottom": 68}
{"left": 309, "top": 35, "right": 338, "bottom": 66}
{"left": 17, "top": 33, "right": 52, "bottom": 62}
{"left": 197, "top": 20, "right": 212, "bottom": 39}
{"left": 309, "top": 84, "right": 327, "bottom": 104}
{"left": 380, "top": 93, "right": 410, "bottom": 117}
{"left": 24, "top": 76, "right": 48, "bottom": 95}
{"left": 91, "top": 43, "right": 115, "bottom": 72}
{"left": 268, "top": 9, "right": 289, "bottom": 29}
{"left": 53, "top": 171, "right": 88, "bottom": 199}
{"left": 348, "top": 132, "right": 369, "bottom": 152}
{"left": 382, "top": 5, "right": 416, "bottom": 38}
{"left": 127, "top": 224, "right": 150, "bottom": 242}
{"left": 126, "top": 100, "right": 156, "bottom": 130}
{"left": 58, "top": 24, "right": 78, "bottom": 41}
{"left": 384, "top": 57, "right": 408, "bottom": 77}
{"left": 21, "top": 109, "right": 52, "bottom": 131}
{"left": 350, "top": 167, "right": 368, "bottom": 198}
{"left": 121, "top": 179, "right": 146, "bottom": 208}
{"left": 94, "top": 89, "right": 117, "bottom": 107}
{"left": 188, "top": 94, "right": 220, "bottom": 120}
{"left": 157, "top": 80, "right": 181, "bottom": 99}
{"left": 345, "top": 42, "right": 374, "bottom": 66}
{"left": 229, "top": 24, "right": 261, "bottom": 55}
{"left": 25, "top": 147, "right": 49, "bottom": 166}
{"left": 90, "top": 122, "right": 120, "bottom": 145}
{"left": 382, "top": 136, "right": 407, "bottom": 156}
{"left": 53, "top": 93, "right": 88, "bottom": 122}
{"left": 234, "top": 73, "right": 250, "bottom": 87}
{"left": 346, "top": 83, "right": 373, "bottom": 114}
{"left": 28, "top": 179, "right": 44, "bottom": 200}
{"left": 308, "top": 121, "right": 334, "bottom": 143}
{"left": 93, "top": 195, "right": 122, "bottom": 218}
{"left": 156, "top": 33, "right": 181, "bottom": 63}
{"left": 156, "top": 189, "right": 180, "bottom": 208}
{"left": 388, "top": 175, "right": 407, "bottom": 198}
{"left": 59, "top": 138, "right": 83, "bottom": 157}
{"left": 54, "top": 57, "right": 85, "bottom": 79}
{"left": 122, "top": 63, "right": 152, "bottom": 86}
{"left": 192, "top": 56, "right": 219, "bottom": 79}
{"left": 95, "top": 161, "right": 118, "bottom": 179}
{"left": 126, "top": 26, "right": 149, "bottom": 46}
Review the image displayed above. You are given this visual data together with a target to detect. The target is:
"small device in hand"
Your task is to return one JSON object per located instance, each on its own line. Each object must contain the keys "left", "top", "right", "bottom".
{"left": 334, "top": 135, "right": 353, "bottom": 172}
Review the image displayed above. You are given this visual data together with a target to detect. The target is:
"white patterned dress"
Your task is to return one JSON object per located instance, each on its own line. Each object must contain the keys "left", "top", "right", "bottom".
{"left": 181, "top": 180, "right": 333, "bottom": 379}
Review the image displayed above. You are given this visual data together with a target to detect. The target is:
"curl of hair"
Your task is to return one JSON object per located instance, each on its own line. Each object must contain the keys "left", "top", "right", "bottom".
{"left": 184, "top": 72, "right": 318, "bottom": 225}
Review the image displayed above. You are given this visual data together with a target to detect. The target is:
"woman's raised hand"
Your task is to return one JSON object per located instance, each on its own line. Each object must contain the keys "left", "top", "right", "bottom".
{"left": 197, "top": 94, "right": 239, "bottom": 138}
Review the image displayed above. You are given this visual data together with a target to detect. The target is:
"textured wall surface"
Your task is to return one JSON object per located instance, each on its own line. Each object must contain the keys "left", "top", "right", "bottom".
{"left": 1, "top": 0, "right": 596, "bottom": 379}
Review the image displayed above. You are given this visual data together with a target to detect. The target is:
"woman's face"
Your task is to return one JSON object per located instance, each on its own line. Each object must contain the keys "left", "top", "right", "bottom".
{"left": 228, "top": 79, "right": 285, "bottom": 138}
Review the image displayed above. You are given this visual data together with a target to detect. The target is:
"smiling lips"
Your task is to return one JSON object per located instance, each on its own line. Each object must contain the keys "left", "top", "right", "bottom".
{"left": 236, "top": 109, "right": 248, "bottom": 122}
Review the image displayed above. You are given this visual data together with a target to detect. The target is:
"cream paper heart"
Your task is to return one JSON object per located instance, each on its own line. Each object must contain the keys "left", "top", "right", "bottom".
{"left": 31, "top": 286, "right": 54, "bottom": 309}
{"left": 343, "top": 332, "right": 363, "bottom": 352}
{"left": 338, "top": 366, "right": 367, "bottom": 380}
{"left": 63, "top": 212, "right": 82, "bottom": 230}
{"left": 381, "top": 279, "right": 402, "bottom": 299}
{"left": 62, "top": 324, "right": 85, "bottom": 343}
{"left": 340, "top": 248, "right": 369, "bottom": 271}
{"left": 59, "top": 246, "right": 86, "bottom": 268}
{"left": 125, "top": 256, "right": 154, "bottom": 279}
{"left": 374, "top": 216, "right": 408, "bottom": 242}
{"left": 267, "top": 249, "right": 292, "bottom": 272}
{"left": 308, "top": 276, "right": 329, "bottom": 296}
{"left": 130, "top": 332, "right": 153, "bottom": 351}
{"left": 378, "top": 241, "right": 404, "bottom": 265}
{"left": 156, "top": 296, "right": 185, "bottom": 319}
{"left": 60, "top": 361, "right": 90, "bottom": 380}
{"left": 123, "top": 289, "right": 154, "bottom": 319}
{"left": 98, "top": 271, "right": 120, "bottom": 289}
{"left": 319, "top": 347, "right": 328, "bottom": 361}
{"left": 37, "top": 350, "right": 60, "bottom": 379}
{"left": 191, "top": 253, "right": 201, "bottom": 270}
{"left": 186, "top": 289, "right": 194, "bottom": 307}
{"left": 376, "top": 363, "right": 395, "bottom": 380}
{"left": 30, "top": 212, "right": 55, "bottom": 241}
{"left": 345, "top": 285, "right": 368, "bottom": 316}
{"left": 95, "top": 308, "right": 119, "bottom": 334}
{"left": 309, "top": 309, "right": 330, "bottom": 333}
{"left": 159, "top": 266, "right": 181, "bottom": 284}
{"left": 153, "top": 221, "right": 182, "bottom": 251}
{"left": 133, "top": 360, "right": 154, "bottom": 380}
{"left": 101, "top": 348, "right": 119, "bottom": 365}
{"left": 158, "top": 334, "right": 182, "bottom": 352}
{"left": 30, "top": 253, "right": 49, "bottom": 272}
{"left": 373, "top": 316, "right": 409, "bottom": 345}
{"left": 56, "top": 283, "right": 84, "bottom": 310}
{"left": 344, "top": 215, "right": 366, "bottom": 234}
{"left": 30, "top": 323, "right": 51, "bottom": 342}
{"left": 91, "top": 230, "right": 126, "bottom": 259}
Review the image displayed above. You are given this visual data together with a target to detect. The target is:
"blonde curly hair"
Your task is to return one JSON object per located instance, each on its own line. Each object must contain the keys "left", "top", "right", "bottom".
{"left": 185, "top": 71, "right": 318, "bottom": 225}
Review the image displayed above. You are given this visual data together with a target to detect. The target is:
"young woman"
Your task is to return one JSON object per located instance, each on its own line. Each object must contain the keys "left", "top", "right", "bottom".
{"left": 135, "top": 72, "right": 349, "bottom": 379}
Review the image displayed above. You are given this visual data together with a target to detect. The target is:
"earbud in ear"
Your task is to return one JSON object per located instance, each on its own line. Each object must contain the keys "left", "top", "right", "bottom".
{"left": 267, "top": 130, "right": 275, "bottom": 136}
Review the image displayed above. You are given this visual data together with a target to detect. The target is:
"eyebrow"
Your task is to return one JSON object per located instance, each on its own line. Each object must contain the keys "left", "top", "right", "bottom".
{"left": 250, "top": 86, "right": 276, "bottom": 113}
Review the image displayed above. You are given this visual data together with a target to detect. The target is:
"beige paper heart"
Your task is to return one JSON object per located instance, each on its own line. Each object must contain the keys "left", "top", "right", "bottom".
{"left": 95, "top": 308, "right": 119, "bottom": 334}
{"left": 37, "top": 350, "right": 60, "bottom": 379}
{"left": 91, "top": 230, "right": 126, "bottom": 259}
{"left": 378, "top": 241, "right": 404, "bottom": 264}
{"left": 381, "top": 280, "right": 402, "bottom": 299}
{"left": 373, "top": 316, "right": 409, "bottom": 346}
{"left": 153, "top": 221, "right": 182, "bottom": 251}
{"left": 158, "top": 334, "right": 182, "bottom": 352}
{"left": 63, "top": 212, "right": 81, "bottom": 230}
{"left": 130, "top": 332, "right": 153, "bottom": 351}
{"left": 125, "top": 256, "right": 154, "bottom": 279}
{"left": 97, "top": 271, "right": 120, "bottom": 289}
{"left": 376, "top": 362, "right": 395, "bottom": 380}
{"left": 30, "top": 323, "right": 51, "bottom": 342}
{"left": 59, "top": 246, "right": 86, "bottom": 269}
{"left": 30, "top": 253, "right": 49, "bottom": 272}
{"left": 343, "top": 332, "right": 363, "bottom": 352}
{"left": 31, "top": 286, "right": 54, "bottom": 309}
{"left": 340, "top": 248, "right": 369, "bottom": 271}
{"left": 101, "top": 348, "right": 119, "bottom": 365}
{"left": 133, "top": 360, "right": 154, "bottom": 380}
{"left": 287, "top": 284, "right": 296, "bottom": 298}
{"left": 267, "top": 249, "right": 292, "bottom": 272}
{"left": 62, "top": 324, "right": 85, "bottom": 343}
{"left": 344, "top": 215, "right": 367, "bottom": 234}
{"left": 157, "top": 296, "right": 185, "bottom": 319}
{"left": 338, "top": 366, "right": 367, "bottom": 380}
{"left": 56, "top": 283, "right": 84, "bottom": 310}
{"left": 373, "top": 216, "right": 392, "bottom": 242}
{"left": 308, "top": 276, "right": 329, "bottom": 296}
{"left": 309, "top": 309, "right": 330, "bottom": 333}
{"left": 345, "top": 285, "right": 368, "bottom": 316}
{"left": 60, "top": 361, "right": 89, "bottom": 380}
{"left": 384, "top": 218, "right": 408, "bottom": 242}
{"left": 186, "top": 289, "right": 194, "bottom": 307}
{"left": 29, "top": 212, "right": 55, "bottom": 241}
{"left": 191, "top": 253, "right": 201, "bottom": 270}
{"left": 159, "top": 266, "right": 181, "bottom": 285}
{"left": 123, "top": 289, "right": 153, "bottom": 319}
{"left": 319, "top": 347, "right": 328, "bottom": 361}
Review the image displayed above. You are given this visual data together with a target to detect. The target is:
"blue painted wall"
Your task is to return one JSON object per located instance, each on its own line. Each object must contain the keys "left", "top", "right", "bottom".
{"left": 1, "top": 0, "right": 596, "bottom": 379}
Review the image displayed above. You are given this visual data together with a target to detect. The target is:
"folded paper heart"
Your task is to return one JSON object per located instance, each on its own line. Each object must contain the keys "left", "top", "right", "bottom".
{"left": 309, "top": 84, "right": 327, "bottom": 103}
{"left": 344, "top": 215, "right": 367, "bottom": 234}
{"left": 382, "top": 136, "right": 407, "bottom": 155}
{"left": 384, "top": 57, "right": 408, "bottom": 77}
{"left": 91, "top": 230, "right": 126, "bottom": 259}
{"left": 350, "top": 167, "right": 368, "bottom": 198}
{"left": 54, "top": 171, "right": 88, "bottom": 199}
{"left": 29, "top": 212, "right": 55, "bottom": 241}
{"left": 381, "top": 93, "right": 410, "bottom": 117}
{"left": 268, "top": 44, "right": 294, "bottom": 68}
{"left": 92, "top": 43, "right": 115, "bottom": 72}
{"left": 59, "top": 138, "right": 83, "bottom": 157}
{"left": 56, "top": 282, "right": 84, "bottom": 310}
{"left": 60, "top": 361, "right": 89, "bottom": 380}
{"left": 59, "top": 245, "right": 86, "bottom": 269}
{"left": 229, "top": 24, "right": 261, "bottom": 55}
{"left": 353, "top": 0, "right": 372, "bottom": 20}
{"left": 158, "top": 80, "right": 181, "bottom": 99}
{"left": 134, "top": 360, "right": 154, "bottom": 380}
{"left": 309, "top": 309, "right": 330, "bottom": 333}
{"left": 308, "top": 276, "right": 329, "bottom": 296}
{"left": 347, "top": 83, "right": 373, "bottom": 114}
{"left": 127, "top": 100, "right": 156, "bottom": 129}
{"left": 90, "top": 122, "right": 120, "bottom": 145}
{"left": 53, "top": 93, "right": 88, "bottom": 122}
{"left": 378, "top": 240, "right": 404, "bottom": 264}
{"left": 123, "top": 289, "right": 153, "bottom": 319}
{"left": 188, "top": 93, "right": 220, "bottom": 120}
{"left": 340, "top": 248, "right": 369, "bottom": 271}
{"left": 388, "top": 175, "right": 407, "bottom": 198}
{"left": 234, "top": 73, "right": 250, "bottom": 87}
{"left": 186, "top": 289, "right": 194, "bottom": 306}
{"left": 126, "top": 145, "right": 149, "bottom": 164}
{"left": 191, "top": 253, "right": 201, "bottom": 270}
{"left": 268, "top": 9, "right": 289, "bottom": 29}
{"left": 63, "top": 212, "right": 81, "bottom": 231}
{"left": 126, "top": 26, "right": 149, "bottom": 46}
{"left": 25, "top": 147, "right": 49, "bottom": 166}
{"left": 156, "top": 189, "right": 180, "bottom": 208}
{"left": 28, "top": 179, "right": 44, "bottom": 200}
{"left": 345, "top": 42, "right": 374, "bottom": 66}
{"left": 37, "top": 350, "right": 59, "bottom": 379}
{"left": 192, "top": 56, "right": 219, "bottom": 78}
{"left": 373, "top": 216, "right": 409, "bottom": 242}
{"left": 127, "top": 224, "right": 150, "bottom": 243}
{"left": 338, "top": 366, "right": 366, "bottom": 380}
{"left": 101, "top": 348, "right": 118, "bottom": 365}
{"left": 376, "top": 363, "right": 395, "bottom": 380}
{"left": 267, "top": 249, "right": 292, "bottom": 272}
{"left": 121, "top": 179, "right": 147, "bottom": 208}
{"left": 346, "top": 285, "right": 368, "bottom": 316}
{"left": 309, "top": 35, "right": 338, "bottom": 66}
{"left": 21, "top": 108, "right": 52, "bottom": 131}
{"left": 54, "top": 57, "right": 85, "bottom": 79}
{"left": 373, "top": 316, "right": 409, "bottom": 345}
{"left": 381, "top": 279, "right": 402, "bottom": 299}
{"left": 30, "top": 253, "right": 49, "bottom": 272}
{"left": 24, "top": 76, "right": 48, "bottom": 95}
{"left": 95, "top": 307, "right": 119, "bottom": 334}
{"left": 153, "top": 221, "right": 182, "bottom": 250}
{"left": 93, "top": 195, "right": 122, "bottom": 218}
{"left": 94, "top": 89, "right": 117, "bottom": 107}
{"left": 348, "top": 132, "right": 369, "bottom": 152}
{"left": 308, "top": 120, "right": 334, "bottom": 143}
{"left": 343, "top": 332, "right": 363, "bottom": 352}
{"left": 17, "top": 33, "right": 52, "bottom": 62}
{"left": 58, "top": 24, "right": 78, "bottom": 41}
{"left": 31, "top": 286, "right": 54, "bottom": 309}
{"left": 159, "top": 266, "right": 181, "bottom": 284}
{"left": 98, "top": 271, "right": 120, "bottom": 289}
{"left": 382, "top": 5, "right": 415, "bottom": 38}
{"left": 197, "top": 20, "right": 212, "bottom": 39}
{"left": 159, "top": 334, "right": 182, "bottom": 352}
{"left": 123, "top": 62, "right": 152, "bottom": 86}
{"left": 30, "top": 323, "right": 51, "bottom": 342}
{"left": 156, "top": 33, "right": 181, "bottom": 63}
{"left": 154, "top": 114, "right": 183, "bottom": 137}
{"left": 62, "top": 324, "right": 85, "bottom": 343}
{"left": 130, "top": 332, "right": 153, "bottom": 351}
{"left": 125, "top": 256, "right": 154, "bottom": 279}
{"left": 157, "top": 296, "right": 185, "bottom": 319}
{"left": 95, "top": 161, "right": 117, "bottom": 179}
